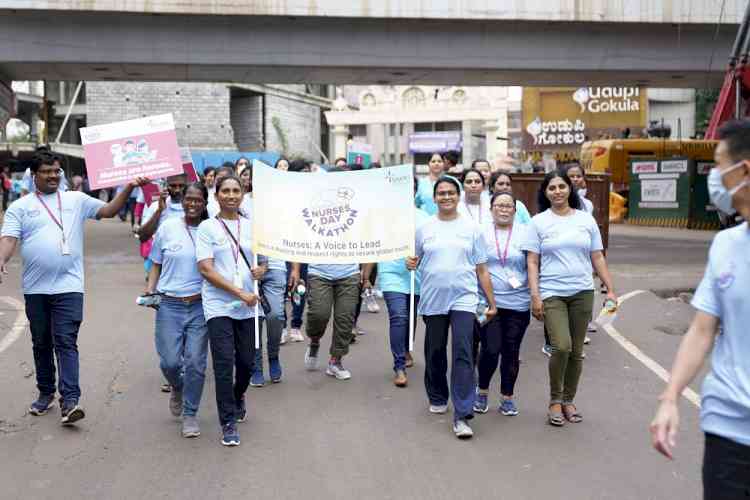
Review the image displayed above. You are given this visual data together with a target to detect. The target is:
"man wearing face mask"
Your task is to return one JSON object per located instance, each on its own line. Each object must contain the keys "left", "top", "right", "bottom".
{"left": 650, "top": 119, "right": 750, "bottom": 500}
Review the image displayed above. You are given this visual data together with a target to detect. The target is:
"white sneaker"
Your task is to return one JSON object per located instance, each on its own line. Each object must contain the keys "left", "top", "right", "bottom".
{"left": 453, "top": 419, "right": 474, "bottom": 439}
{"left": 326, "top": 360, "right": 351, "bottom": 380}
{"left": 587, "top": 322, "right": 598, "bottom": 333}
{"left": 280, "top": 329, "right": 289, "bottom": 345}
{"left": 429, "top": 404, "right": 448, "bottom": 414}
{"left": 290, "top": 328, "right": 305, "bottom": 342}
{"left": 364, "top": 293, "right": 380, "bottom": 313}
{"left": 584, "top": 336, "right": 591, "bottom": 345}
{"left": 304, "top": 345, "right": 320, "bottom": 371}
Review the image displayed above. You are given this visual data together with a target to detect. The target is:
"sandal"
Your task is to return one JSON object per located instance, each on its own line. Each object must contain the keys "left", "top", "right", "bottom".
{"left": 562, "top": 404, "right": 583, "bottom": 423}
{"left": 547, "top": 405, "right": 565, "bottom": 427}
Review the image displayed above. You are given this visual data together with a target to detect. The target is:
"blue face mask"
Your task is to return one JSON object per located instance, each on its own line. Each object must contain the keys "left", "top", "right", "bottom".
{"left": 708, "top": 162, "right": 749, "bottom": 214}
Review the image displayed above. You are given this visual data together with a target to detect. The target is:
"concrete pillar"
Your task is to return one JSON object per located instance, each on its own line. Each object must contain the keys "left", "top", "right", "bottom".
{"left": 483, "top": 119, "right": 506, "bottom": 164}
{"left": 333, "top": 124, "right": 349, "bottom": 161}
{"left": 461, "top": 120, "right": 473, "bottom": 167}
{"left": 382, "top": 123, "right": 390, "bottom": 164}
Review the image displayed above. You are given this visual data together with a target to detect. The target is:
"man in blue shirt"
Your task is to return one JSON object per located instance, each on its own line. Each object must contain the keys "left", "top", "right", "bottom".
{"left": 650, "top": 120, "right": 750, "bottom": 500}
{"left": 0, "top": 151, "right": 148, "bottom": 426}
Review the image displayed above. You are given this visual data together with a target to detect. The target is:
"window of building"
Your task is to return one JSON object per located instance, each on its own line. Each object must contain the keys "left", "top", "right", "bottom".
{"left": 349, "top": 124, "right": 367, "bottom": 138}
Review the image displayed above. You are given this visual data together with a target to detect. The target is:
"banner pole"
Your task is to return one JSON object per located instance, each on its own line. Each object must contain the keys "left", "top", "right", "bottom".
{"left": 409, "top": 270, "right": 415, "bottom": 352}
{"left": 253, "top": 253, "right": 260, "bottom": 349}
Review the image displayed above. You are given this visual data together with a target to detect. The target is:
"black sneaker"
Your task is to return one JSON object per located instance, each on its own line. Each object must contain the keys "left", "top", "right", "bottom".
{"left": 221, "top": 422, "right": 240, "bottom": 446}
{"left": 29, "top": 393, "right": 56, "bottom": 416}
{"left": 235, "top": 396, "right": 247, "bottom": 423}
{"left": 60, "top": 402, "right": 85, "bottom": 426}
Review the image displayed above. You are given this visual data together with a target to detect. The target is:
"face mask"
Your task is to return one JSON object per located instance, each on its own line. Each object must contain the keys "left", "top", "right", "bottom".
{"left": 578, "top": 188, "right": 587, "bottom": 198}
{"left": 708, "top": 162, "right": 749, "bottom": 214}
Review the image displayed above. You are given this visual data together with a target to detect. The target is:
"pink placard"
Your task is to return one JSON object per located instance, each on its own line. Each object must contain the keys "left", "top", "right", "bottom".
{"left": 141, "top": 183, "right": 161, "bottom": 206}
{"left": 80, "top": 114, "right": 184, "bottom": 190}
{"left": 183, "top": 163, "right": 198, "bottom": 182}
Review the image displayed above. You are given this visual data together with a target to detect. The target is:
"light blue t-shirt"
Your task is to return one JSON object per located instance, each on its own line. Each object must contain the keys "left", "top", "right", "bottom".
{"left": 195, "top": 216, "right": 263, "bottom": 321}
{"left": 691, "top": 223, "right": 750, "bottom": 446}
{"left": 482, "top": 222, "right": 531, "bottom": 311}
{"left": 1, "top": 191, "right": 105, "bottom": 294}
{"left": 377, "top": 208, "right": 431, "bottom": 295}
{"left": 142, "top": 197, "right": 185, "bottom": 227}
{"left": 514, "top": 200, "right": 532, "bottom": 225}
{"left": 416, "top": 215, "right": 487, "bottom": 316}
{"left": 308, "top": 263, "right": 360, "bottom": 281}
{"left": 149, "top": 217, "right": 203, "bottom": 297}
{"left": 522, "top": 209, "right": 603, "bottom": 300}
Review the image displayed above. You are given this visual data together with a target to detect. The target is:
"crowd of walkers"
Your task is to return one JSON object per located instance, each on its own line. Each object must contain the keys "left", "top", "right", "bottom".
{"left": 1, "top": 128, "right": 747, "bottom": 496}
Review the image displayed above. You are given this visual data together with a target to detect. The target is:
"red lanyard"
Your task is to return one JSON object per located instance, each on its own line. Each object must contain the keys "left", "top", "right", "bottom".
{"left": 36, "top": 191, "right": 65, "bottom": 241}
{"left": 218, "top": 217, "right": 240, "bottom": 268}
{"left": 494, "top": 224, "right": 513, "bottom": 267}
{"left": 464, "top": 202, "right": 482, "bottom": 224}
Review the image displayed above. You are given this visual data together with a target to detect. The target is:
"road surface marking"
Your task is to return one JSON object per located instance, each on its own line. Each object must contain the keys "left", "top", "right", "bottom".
{"left": 603, "top": 290, "right": 701, "bottom": 408}
{"left": 0, "top": 296, "right": 27, "bottom": 354}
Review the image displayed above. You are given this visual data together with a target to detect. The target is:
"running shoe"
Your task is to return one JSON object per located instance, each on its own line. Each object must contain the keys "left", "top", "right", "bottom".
{"left": 326, "top": 359, "right": 352, "bottom": 380}
{"left": 60, "top": 402, "right": 85, "bottom": 426}
{"left": 364, "top": 292, "right": 380, "bottom": 313}
{"left": 28, "top": 393, "right": 55, "bottom": 416}
{"left": 473, "top": 393, "right": 489, "bottom": 414}
{"left": 584, "top": 336, "right": 591, "bottom": 345}
{"left": 182, "top": 415, "right": 201, "bottom": 438}
{"left": 169, "top": 388, "right": 183, "bottom": 416}
{"left": 542, "top": 344, "right": 553, "bottom": 357}
{"left": 393, "top": 370, "right": 408, "bottom": 387}
{"left": 269, "top": 358, "right": 283, "bottom": 383}
{"left": 235, "top": 396, "right": 247, "bottom": 423}
{"left": 289, "top": 328, "right": 305, "bottom": 342}
{"left": 429, "top": 404, "right": 448, "bottom": 414}
{"left": 499, "top": 399, "right": 519, "bottom": 416}
{"left": 453, "top": 419, "right": 474, "bottom": 439}
{"left": 250, "top": 369, "right": 265, "bottom": 387}
{"left": 587, "top": 322, "right": 598, "bottom": 333}
{"left": 160, "top": 382, "right": 172, "bottom": 393}
{"left": 304, "top": 344, "right": 320, "bottom": 371}
{"left": 221, "top": 422, "right": 240, "bottom": 446}
{"left": 280, "top": 328, "right": 289, "bottom": 345}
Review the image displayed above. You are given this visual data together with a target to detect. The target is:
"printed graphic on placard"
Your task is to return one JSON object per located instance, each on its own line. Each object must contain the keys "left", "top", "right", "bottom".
{"left": 641, "top": 179, "right": 677, "bottom": 203}
{"left": 80, "top": 113, "right": 183, "bottom": 189}
{"left": 632, "top": 161, "right": 658, "bottom": 174}
{"left": 252, "top": 161, "right": 414, "bottom": 263}
{"left": 661, "top": 160, "right": 688, "bottom": 173}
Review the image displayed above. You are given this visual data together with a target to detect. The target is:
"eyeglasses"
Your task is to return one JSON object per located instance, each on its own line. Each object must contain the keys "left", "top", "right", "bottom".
{"left": 491, "top": 204, "right": 515, "bottom": 210}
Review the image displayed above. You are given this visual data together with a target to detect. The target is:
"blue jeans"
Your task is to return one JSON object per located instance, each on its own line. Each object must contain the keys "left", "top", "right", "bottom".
{"left": 383, "top": 292, "right": 419, "bottom": 372}
{"left": 285, "top": 262, "right": 307, "bottom": 328}
{"left": 423, "top": 310, "right": 476, "bottom": 420}
{"left": 24, "top": 293, "right": 84, "bottom": 405}
{"left": 258, "top": 269, "right": 285, "bottom": 364}
{"left": 155, "top": 298, "right": 208, "bottom": 417}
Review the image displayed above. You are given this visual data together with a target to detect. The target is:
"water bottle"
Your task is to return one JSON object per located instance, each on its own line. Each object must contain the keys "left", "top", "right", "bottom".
{"left": 476, "top": 297, "right": 489, "bottom": 326}
{"left": 136, "top": 294, "right": 161, "bottom": 308}
{"left": 229, "top": 300, "right": 244, "bottom": 309}
{"left": 292, "top": 283, "right": 306, "bottom": 306}
{"left": 595, "top": 298, "right": 618, "bottom": 327}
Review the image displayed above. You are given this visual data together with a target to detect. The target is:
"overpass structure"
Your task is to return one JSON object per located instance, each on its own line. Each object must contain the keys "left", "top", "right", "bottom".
{"left": 0, "top": 1, "right": 747, "bottom": 87}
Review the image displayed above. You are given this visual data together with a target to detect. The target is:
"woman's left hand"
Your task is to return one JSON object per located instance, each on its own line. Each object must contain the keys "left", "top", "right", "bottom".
{"left": 485, "top": 306, "right": 498, "bottom": 323}
{"left": 251, "top": 266, "right": 267, "bottom": 280}
{"left": 605, "top": 290, "right": 618, "bottom": 305}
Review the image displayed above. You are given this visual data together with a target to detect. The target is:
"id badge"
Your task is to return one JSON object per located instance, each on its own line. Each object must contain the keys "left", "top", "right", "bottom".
{"left": 233, "top": 271, "right": 243, "bottom": 289}
{"left": 507, "top": 274, "right": 522, "bottom": 289}
{"left": 60, "top": 238, "right": 71, "bottom": 256}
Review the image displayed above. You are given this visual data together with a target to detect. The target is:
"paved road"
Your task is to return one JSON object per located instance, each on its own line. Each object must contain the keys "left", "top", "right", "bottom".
{"left": 0, "top": 221, "right": 710, "bottom": 500}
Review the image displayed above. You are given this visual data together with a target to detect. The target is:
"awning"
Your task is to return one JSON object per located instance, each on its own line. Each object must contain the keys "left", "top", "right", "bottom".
{"left": 408, "top": 132, "right": 462, "bottom": 154}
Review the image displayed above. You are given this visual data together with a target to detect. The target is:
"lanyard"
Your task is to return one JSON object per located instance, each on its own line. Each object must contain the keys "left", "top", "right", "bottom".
{"left": 36, "top": 191, "right": 65, "bottom": 242}
{"left": 464, "top": 202, "right": 482, "bottom": 224}
{"left": 494, "top": 224, "right": 513, "bottom": 267}
{"left": 218, "top": 217, "right": 241, "bottom": 270}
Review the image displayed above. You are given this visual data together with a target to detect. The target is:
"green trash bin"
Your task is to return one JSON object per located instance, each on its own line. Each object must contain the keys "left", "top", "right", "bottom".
{"left": 689, "top": 160, "right": 721, "bottom": 230}
{"left": 628, "top": 157, "right": 691, "bottom": 228}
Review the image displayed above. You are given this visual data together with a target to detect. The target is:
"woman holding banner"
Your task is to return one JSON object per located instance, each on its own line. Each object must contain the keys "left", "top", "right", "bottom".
{"left": 363, "top": 177, "right": 430, "bottom": 387}
{"left": 473, "top": 192, "right": 531, "bottom": 416}
{"left": 145, "top": 182, "right": 210, "bottom": 438}
{"left": 196, "top": 175, "right": 266, "bottom": 447}
{"left": 406, "top": 176, "right": 497, "bottom": 439}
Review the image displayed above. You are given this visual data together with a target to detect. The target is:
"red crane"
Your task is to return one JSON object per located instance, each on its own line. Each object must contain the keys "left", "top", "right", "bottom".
{"left": 705, "top": 3, "right": 750, "bottom": 139}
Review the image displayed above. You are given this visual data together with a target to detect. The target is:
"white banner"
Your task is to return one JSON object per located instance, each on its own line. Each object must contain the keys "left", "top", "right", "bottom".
{"left": 252, "top": 161, "right": 415, "bottom": 264}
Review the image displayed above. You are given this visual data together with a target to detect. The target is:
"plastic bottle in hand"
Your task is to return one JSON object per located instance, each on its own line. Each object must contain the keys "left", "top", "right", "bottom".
{"left": 476, "top": 297, "right": 489, "bottom": 326}
{"left": 292, "top": 283, "right": 306, "bottom": 306}
{"left": 595, "top": 299, "right": 618, "bottom": 327}
{"left": 229, "top": 300, "right": 245, "bottom": 309}
{"left": 136, "top": 294, "right": 161, "bottom": 308}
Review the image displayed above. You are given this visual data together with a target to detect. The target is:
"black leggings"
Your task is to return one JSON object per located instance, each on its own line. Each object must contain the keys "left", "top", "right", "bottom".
{"left": 477, "top": 308, "right": 531, "bottom": 396}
